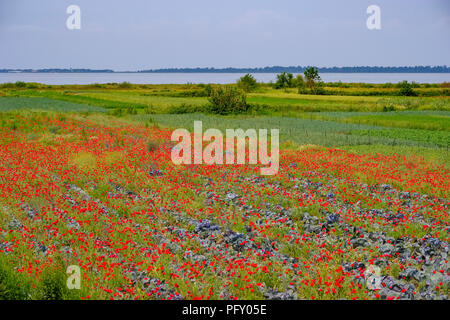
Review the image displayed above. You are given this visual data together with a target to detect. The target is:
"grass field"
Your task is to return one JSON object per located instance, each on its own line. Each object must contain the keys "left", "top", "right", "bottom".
{"left": 0, "top": 82, "right": 448, "bottom": 300}
{"left": 2, "top": 83, "right": 449, "bottom": 114}
{"left": 0, "top": 97, "right": 107, "bottom": 113}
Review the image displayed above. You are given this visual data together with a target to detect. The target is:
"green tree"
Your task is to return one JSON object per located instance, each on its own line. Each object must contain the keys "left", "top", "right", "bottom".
{"left": 304, "top": 67, "right": 321, "bottom": 93}
{"left": 275, "top": 72, "right": 295, "bottom": 89}
{"left": 236, "top": 74, "right": 258, "bottom": 92}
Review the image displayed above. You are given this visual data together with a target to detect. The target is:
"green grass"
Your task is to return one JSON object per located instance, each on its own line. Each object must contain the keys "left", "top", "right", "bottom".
{"left": 4, "top": 87, "right": 449, "bottom": 116}
{"left": 351, "top": 128, "right": 450, "bottom": 148}
{"left": 4, "top": 90, "right": 149, "bottom": 111}
{"left": 132, "top": 113, "right": 448, "bottom": 149}
{"left": 0, "top": 97, "right": 107, "bottom": 113}
{"left": 315, "top": 111, "right": 450, "bottom": 131}
{"left": 1, "top": 85, "right": 449, "bottom": 168}
{"left": 79, "top": 91, "right": 208, "bottom": 110}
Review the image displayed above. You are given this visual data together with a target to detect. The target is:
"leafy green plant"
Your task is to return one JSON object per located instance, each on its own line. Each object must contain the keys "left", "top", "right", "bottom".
{"left": 304, "top": 67, "right": 321, "bottom": 93}
{"left": 237, "top": 74, "right": 258, "bottom": 92}
{"left": 274, "top": 72, "right": 295, "bottom": 89}
{"left": 398, "top": 81, "right": 417, "bottom": 96}
{"left": 14, "top": 81, "right": 27, "bottom": 88}
{"left": 118, "top": 81, "right": 133, "bottom": 89}
{"left": 208, "top": 86, "right": 248, "bottom": 115}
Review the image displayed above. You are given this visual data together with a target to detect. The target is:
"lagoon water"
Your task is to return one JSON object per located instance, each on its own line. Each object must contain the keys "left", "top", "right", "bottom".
{"left": 0, "top": 72, "right": 449, "bottom": 85}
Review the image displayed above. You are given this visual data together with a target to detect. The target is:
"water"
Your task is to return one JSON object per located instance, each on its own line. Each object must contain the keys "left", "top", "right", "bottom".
{"left": 0, "top": 72, "right": 449, "bottom": 85}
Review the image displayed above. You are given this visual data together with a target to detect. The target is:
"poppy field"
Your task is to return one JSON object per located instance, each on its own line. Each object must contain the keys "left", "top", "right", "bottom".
{"left": 0, "top": 108, "right": 448, "bottom": 300}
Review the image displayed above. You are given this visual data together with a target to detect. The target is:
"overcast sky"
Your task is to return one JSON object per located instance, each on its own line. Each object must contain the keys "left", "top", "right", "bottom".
{"left": 0, "top": 0, "right": 449, "bottom": 70}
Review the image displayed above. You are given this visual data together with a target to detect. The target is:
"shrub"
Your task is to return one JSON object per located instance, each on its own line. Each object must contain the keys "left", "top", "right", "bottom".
{"left": 398, "top": 81, "right": 417, "bottom": 96}
{"left": 208, "top": 86, "right": 248, "bottom": 115}
{"left": 382, "top": 105, "right": 396, "bottom": 112}
{"left": 15, "top": 81, "right": 27, "bottom": 88}
{"left": 118, "top": 81, "right": 132, "bottom": 89}
{"left": 203, "top": 84, "right": 213, "bottom": 96}
{"left": 274, "top": 72, "right": 295, "bottom": 89}
{"left": 237, "top": 74, "right": 258, "bottom": 92}
{"left": 311, "top": 81, "right": 326, "bottom": 95}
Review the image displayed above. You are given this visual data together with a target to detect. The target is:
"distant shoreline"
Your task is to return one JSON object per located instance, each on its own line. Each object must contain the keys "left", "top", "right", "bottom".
{"left": 1, "top": 66, "right": 449, "bottom": 74}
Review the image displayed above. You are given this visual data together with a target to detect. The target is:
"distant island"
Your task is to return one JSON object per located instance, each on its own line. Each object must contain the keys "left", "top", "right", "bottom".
{"left": 0, "top": 68, "right": 115, "bottom": 73}
{"left": 139, "top": 66, "right": 450, "bottom": 73}
{"left": 1, "top": 66, "right": 449, "bottom": 73}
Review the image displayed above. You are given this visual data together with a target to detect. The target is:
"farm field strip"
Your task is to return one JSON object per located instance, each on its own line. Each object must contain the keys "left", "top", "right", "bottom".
{"left": 0, "top": 112, "right": 448, "bottom": 300}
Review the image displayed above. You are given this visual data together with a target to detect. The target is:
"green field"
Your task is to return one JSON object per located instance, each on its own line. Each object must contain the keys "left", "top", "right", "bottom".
{"left": 0, "top": 97, "right": 107, "bottom": 112}
{"left": 1, "top": 82, "right": 449, "bottom": 167}
{"left": 0, "top": 81, "right": 449, "bottom": 301}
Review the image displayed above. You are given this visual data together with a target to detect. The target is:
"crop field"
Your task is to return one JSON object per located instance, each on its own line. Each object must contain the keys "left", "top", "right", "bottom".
{"left": 0, "top": 83, "right": 449, "bottom": 300}
{"left": 0, "top": 97, "right": 107, "bottom": 113}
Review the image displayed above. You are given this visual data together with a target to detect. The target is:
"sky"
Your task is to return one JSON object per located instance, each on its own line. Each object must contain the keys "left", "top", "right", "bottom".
{"left": 0, "top": 0, "right": 449, "bottom": 70}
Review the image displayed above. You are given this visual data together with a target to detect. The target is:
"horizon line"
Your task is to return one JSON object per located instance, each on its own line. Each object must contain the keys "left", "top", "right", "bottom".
{"left": 1, "top": 65, "right": 450, "bottom": 74}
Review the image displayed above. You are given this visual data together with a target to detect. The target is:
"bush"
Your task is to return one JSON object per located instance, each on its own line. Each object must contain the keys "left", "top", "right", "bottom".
{"left": 14, "top": 81, "right": 27, "bottom": 88}
{"left": 208, "top": 86, "right": 248, "bottom": 115}
{"left": 311, "top": 81, "right": 326, "bottom": 95}
{"left": 203, "top": 84, "right": 213, "bottom": 96}
{"left": 398, "top": 81, "right": 417, "bottom": 96}
{"left": 237, "top": 74, "right": 258, "bottom": 92}
{"left": 118, "top": 81, "right": 133, "bottom": 89}
{"left": 274, "top": 72, "right": 295, "bottom": 89}
{"left": 382, "top": 105, "right": 396, "bottom": 112}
